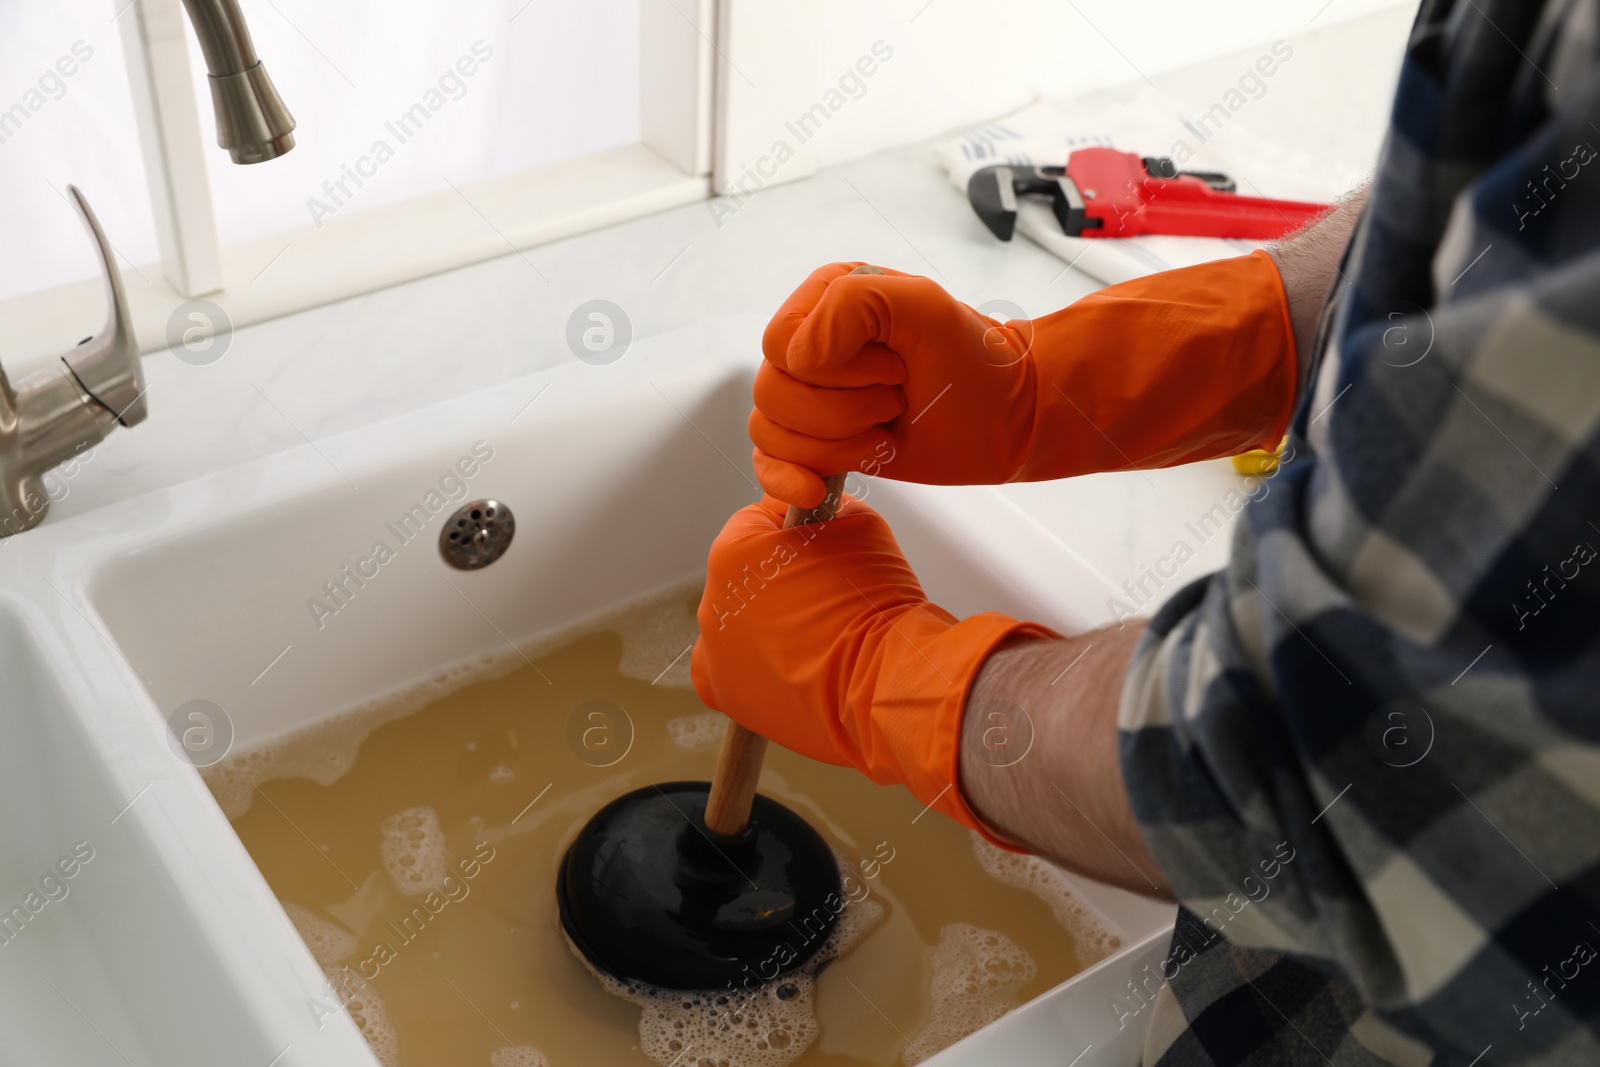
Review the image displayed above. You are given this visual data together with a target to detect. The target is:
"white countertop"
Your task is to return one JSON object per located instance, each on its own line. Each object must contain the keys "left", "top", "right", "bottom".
{"left": 28, "top": 8, "right": 1409, "bottom": 626}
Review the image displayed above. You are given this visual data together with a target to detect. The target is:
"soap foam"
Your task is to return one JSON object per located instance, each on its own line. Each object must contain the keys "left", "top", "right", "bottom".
{"left": 325, "top": 963, "right": 399, "bottom": 1067}
{"left": 202, "top": 578, "right": 705, "bottom": 818}
{"left": 489, "top": 1046, "right": 549, "bottom": 1067}
{"left": 380, "top": 806, "right": 448, "bottom": 897}
{"left": 970, "top": 834, "right": 1124, "bottom": 964}
{"left": 577, "top": 889, "right": 884, "bottom": 1067}
{"left": 903, "top": 924, "right": 1036, "bottom": 1065}
{"left": 284, "top": 901, "right": 357, "bottom": 965}
{"left": 615, "top": 591, "right": 699, "bottom": 688}
{"left": 667, "top": 712, "right": 727, "bottom": 750}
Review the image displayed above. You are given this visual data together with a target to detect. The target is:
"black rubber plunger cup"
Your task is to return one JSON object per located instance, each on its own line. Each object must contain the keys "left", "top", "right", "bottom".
{"left": 558, "top": 393, "right": 879, "bottom": 991}
{"left": 556, "top": 781, "right": 843, "bottom": 990}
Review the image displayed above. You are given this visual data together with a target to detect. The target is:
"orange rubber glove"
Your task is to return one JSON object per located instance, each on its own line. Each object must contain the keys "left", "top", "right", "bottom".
{"left": 754, "top": 250, "right": 1296, "bottom": 506}
{"left": 690, "top": 493, "right": 1056, "bottom": 846}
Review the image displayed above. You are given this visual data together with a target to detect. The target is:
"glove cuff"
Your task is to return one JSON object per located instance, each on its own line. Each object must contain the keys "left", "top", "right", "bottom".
{"left": 867, "top": 609, "right": 1059, "bottom": 852}
{"left": 1018, "top": 249, "right": 1298, "bottom": 480}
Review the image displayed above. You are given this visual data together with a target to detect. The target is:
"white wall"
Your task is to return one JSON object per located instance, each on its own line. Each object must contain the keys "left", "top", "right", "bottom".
{"left": 806, "top": 0, "right": 1414, "bottom": 167}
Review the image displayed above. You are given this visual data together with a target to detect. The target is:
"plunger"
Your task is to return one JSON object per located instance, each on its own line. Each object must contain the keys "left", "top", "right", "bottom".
{"left": 557, "top": 472, "right": 852, "bottom": 990}
{"left": 559, "top": 268, "right": 883, "bottom": 990}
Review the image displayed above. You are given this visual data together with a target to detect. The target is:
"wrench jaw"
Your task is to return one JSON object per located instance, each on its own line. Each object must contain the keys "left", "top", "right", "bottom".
{"left": 1049, "top": 175, "right": 1091, "bottom": 237}
{"left": 967, "top": 164, "right": 1094, "bottom": 241}
{"left": 967, "top": 165, "right": 1023, "bottom": 240}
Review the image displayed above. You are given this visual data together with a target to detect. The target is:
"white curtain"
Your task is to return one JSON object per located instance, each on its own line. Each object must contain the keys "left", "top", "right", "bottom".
{"left": 0, "top": 5, "right": 160, "bottom": 301}
{"left": 192, "top": 0, "right": 641, "bottom": 246}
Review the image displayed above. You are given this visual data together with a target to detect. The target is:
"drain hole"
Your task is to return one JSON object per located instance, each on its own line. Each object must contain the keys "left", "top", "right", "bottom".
{"left": 440, "top": 499, "right": 515, "bottom": 571}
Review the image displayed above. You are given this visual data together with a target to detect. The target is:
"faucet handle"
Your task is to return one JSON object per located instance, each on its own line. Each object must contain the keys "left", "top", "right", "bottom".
{"left": 61, "top": 185, "right": 146, "bottom": 427}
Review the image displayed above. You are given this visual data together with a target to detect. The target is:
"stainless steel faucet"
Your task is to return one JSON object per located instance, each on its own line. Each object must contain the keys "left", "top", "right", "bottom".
{"left": 0, "top": 3, "right": 293, "bottom": 535}
{"left": 0, "top": 188, "right": 146, "bottom": 538}
{"left": 181, "top": 0, "right": 296, "bottom": 164}
{"left": 0, "top": 2, "right": 297, "bottom": 536}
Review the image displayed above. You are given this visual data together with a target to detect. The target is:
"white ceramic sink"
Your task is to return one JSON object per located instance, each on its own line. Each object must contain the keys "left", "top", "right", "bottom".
{"left": 0, "top": 315, "right": 1173, "bottom": 1066}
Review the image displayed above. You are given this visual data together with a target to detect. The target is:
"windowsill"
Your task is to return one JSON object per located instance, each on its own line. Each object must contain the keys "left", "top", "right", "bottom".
{"left": 1, "top": 142, "right": 708, "bottom": 380}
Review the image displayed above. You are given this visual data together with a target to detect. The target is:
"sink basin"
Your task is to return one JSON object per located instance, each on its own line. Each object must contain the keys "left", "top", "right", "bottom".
{"left": 0, "top": 595, "right": 306, "bottom": 1065}
{"left": 0, "top": 314, "right": 1174, "bottom": 1066}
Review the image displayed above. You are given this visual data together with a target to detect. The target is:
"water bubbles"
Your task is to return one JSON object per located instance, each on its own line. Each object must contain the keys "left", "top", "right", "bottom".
{"left": 572, "top": 881, "right": 885, "bottom": 1067}
{"left": 379, "top": 807, "right": 447, "bottom": 897}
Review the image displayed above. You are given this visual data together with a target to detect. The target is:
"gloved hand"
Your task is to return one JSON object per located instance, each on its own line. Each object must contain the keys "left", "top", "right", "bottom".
{"left": 690, "top": 494, "right": 1056, "bottom": 846}
{"left": 754, "top": 251, "right": 1297, "bottom": 506}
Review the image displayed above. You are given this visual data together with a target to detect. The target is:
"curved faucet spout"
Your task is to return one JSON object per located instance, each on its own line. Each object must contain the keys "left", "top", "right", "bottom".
{"left": 180, "top": 0, "right": 296, "bottom": 164}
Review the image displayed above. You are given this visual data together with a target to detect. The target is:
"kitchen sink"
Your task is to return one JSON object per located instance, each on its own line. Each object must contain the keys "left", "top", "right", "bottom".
{"left": 0, "top": 316, "right": 1173, "bottom": 1066}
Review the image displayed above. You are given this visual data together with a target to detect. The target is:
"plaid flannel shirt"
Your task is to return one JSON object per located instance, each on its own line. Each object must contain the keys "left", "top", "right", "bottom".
{"left": 1117, "top": 1, "right": 1600, "bottom": 1063}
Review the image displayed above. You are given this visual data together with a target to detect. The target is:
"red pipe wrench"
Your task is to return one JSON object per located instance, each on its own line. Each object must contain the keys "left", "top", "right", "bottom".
{"left": 968, "top": 146, "right": 1329, "bottom": 240}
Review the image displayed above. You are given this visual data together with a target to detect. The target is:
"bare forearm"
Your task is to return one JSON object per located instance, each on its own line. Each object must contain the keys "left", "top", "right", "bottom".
{"left": 959, "top": 625, "right": 1171, "bottom": 899}
{"left": 1268, "top": 183, "right": 1370, "bottom": 399}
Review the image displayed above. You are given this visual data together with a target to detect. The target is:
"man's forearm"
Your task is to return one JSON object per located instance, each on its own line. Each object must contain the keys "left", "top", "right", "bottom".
{"left": 1268, "top": 183, "right": 1370, "bottom": 400}
{"left": 959, "top": 625, "right": 1171, "bottom": 899}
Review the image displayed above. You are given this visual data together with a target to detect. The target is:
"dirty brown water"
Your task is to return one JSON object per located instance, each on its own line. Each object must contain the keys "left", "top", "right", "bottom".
{"left": 211, "top": 586, "right": 1121, "bottom": 1066}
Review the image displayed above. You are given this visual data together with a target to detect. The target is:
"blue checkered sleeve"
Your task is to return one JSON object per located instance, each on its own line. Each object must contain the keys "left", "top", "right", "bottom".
{"left": 1117, "top": 1, "right": 1600, "bottom": 1063}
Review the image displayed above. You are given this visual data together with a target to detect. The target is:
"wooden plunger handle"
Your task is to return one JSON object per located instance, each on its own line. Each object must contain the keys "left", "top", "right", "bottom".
{"left": 703, "top": 473, "right": 851, "bottom": 834}
{"left": 702, "top": 265, "right": 883, "bottom": 836}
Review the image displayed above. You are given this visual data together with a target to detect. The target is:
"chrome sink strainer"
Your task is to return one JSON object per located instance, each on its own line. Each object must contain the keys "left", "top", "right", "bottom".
{"left": 440, "top": 499, "right": 514, "bottom": 570}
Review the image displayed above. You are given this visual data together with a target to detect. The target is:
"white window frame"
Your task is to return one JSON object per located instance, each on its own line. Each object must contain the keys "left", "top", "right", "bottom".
{"left": 3, "top": 0, "right": 730, "bottom": 376}
{"left": 712, "top": 0, "right": 823, "bottom": 196}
